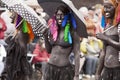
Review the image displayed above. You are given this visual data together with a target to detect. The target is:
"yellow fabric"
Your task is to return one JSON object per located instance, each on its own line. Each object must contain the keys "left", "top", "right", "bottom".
{"left": 89, "top": 39, "right": 103, "bottom": 49}
{"left": 80, "top": 38, "right": 88, "bottom": 54}
{"left": 89, "top": 40, "right": 94, "bottom": 47}
{"left": 80, "top": 38, "right": 103, "bottom": 54}
{"left": 80, "top": 41, "right": 87, "bottom": 54}
{"left": 97, "top": 39, "right": 103, "bottom": 49}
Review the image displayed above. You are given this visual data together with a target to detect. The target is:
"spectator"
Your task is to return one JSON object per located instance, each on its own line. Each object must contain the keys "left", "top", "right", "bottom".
{"left": 82, "top": 36, "right": 103, "bottom": 79}
{"left": 32, "top": 39, "right": 50, "bottom": 74}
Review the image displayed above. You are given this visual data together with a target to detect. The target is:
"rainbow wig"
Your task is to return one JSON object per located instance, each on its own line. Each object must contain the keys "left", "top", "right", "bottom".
{"left": 15, "top": 14, "right": 34, "bottom": 42}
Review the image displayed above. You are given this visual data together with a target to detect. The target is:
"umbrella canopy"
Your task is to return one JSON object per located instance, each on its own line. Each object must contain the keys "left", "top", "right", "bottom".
{"left": 37, "top": 0, "right": 88, "bottom": 38}
{"left": 78, "top": 0, "right": 103, "bottom": 8}
{"left": 37, "top": 0, "right": 65, "bottom": 17}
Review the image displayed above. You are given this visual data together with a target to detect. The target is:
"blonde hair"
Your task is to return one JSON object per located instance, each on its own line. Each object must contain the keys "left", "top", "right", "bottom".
{"left": 103, "top": 0, "right": 120, "bottom": 26}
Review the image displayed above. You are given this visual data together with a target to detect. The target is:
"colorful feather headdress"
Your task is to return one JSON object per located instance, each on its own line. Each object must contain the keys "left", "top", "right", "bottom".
{"left": 101, "top": 0, "right": 120, "bottom": 28}
{"left": 48, "top": 12, "right": 77, "bottom": 44}
{"left": 15, "top": 14, "right": 34, "bottom": 42}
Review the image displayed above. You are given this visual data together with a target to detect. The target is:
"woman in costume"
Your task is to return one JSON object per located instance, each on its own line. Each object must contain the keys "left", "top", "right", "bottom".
{"left": 95, "top": 0, "right": 120, "bottom": 80}
{"left": 43, "top": 5, "right": 80, "bottom": 80}
{"left": 1, "top": 13, "right": 34, "bottom": 80}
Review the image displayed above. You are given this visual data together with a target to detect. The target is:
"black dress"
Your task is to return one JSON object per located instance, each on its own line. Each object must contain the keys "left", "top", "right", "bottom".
{"left": 2, "top": 37, "right": 33, "bottom": 80}
{"left": 43, "top": 63, "right": 75, "bottom": 80}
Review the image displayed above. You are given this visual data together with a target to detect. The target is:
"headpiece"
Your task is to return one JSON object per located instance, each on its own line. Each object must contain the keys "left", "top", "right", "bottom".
{"left": 14, "top": 14, "right": 34, "bottom": 42}
{"left": 101, "top": 0, "right": 120, "bottom": 28}
{"left": 103, "top": 0, "right": 117, "bottom": 7}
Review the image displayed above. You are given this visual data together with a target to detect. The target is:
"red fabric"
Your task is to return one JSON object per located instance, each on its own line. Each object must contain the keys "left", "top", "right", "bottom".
{"left": 32, "top": 43, "right": 50, "bottom": 63}
{"left": 0, "top": 17, "right": 7, "bottom": 39}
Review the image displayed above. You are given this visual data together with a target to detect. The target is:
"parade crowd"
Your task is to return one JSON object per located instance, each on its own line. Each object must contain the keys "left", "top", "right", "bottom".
{"left": 0, "top": 0, "right": 120, "bottom": 80}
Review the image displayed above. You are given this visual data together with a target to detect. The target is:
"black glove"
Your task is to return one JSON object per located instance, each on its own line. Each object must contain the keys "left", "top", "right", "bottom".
{"left": 96, "top": 33, "right": 108, "bottom": 42}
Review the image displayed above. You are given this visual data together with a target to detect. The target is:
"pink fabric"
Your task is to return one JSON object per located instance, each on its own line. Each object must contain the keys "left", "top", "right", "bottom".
{"left": 32, "top": 44, "right": 50, "bottom": 63}
{"left": 116, "top": 7, "right": 120, "bottom": 23}
{"left": 48, "top": 18, "right": 58, "bottom": 41}
{"left": 95, "top": 23, "right": 103, "bottom": 34}
{"left": 0, "top": 17, "right": 7, "bottom": 39}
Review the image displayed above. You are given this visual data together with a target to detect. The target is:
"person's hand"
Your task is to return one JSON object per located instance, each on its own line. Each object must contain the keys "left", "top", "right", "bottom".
{"left": 96, "top": 33, "right": 108, "bottom": 41}
{"left": 95, "top": 74, "right": 101, "bottom": 80}
{"left": 74, "top": 75, "right": 79, "bottom": 80}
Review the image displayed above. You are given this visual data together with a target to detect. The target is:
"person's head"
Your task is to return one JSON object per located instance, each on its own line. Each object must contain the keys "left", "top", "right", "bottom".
{"left": 55, "top": 5, "right": 70, "bottom": 25}
{"left": 102, "top": 0, "right": 120, "bottom": 26}
{"left": 103, "top": 0, "right": 115, "bottom": 19}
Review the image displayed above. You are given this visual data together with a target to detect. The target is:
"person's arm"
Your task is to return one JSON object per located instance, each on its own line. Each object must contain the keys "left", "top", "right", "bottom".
{"left": 95, "top": 48, "right": 106, "bottom": 80}
{"left": 96, "top": 24, "right": 120, "bottom": 51}
{"left": 44, "top": 32, "right": 52, "bottom": 53}
{"left": 72, "top": 32, "right": 80, "bottom": 80}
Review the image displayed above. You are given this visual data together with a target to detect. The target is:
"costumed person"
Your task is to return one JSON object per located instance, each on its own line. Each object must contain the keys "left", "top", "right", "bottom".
{"left": 32, "top": 39, "right": 50, "bottom": 75}
{"left": 95, "top": 0, "right": 120, "bottom": 80}
{"left": 43, "top": 5, "right": 80, "bottom": 80}
{"left": 1, "top": 13, "right": 34, "bottom": 80}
